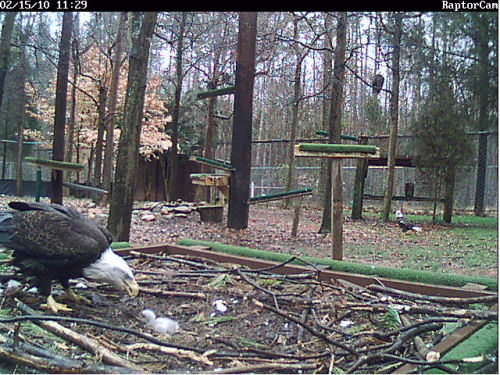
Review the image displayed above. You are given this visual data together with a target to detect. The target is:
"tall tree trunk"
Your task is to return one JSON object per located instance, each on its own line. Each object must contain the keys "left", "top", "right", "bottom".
{"left": 52, "top": 12, "right": 73, "bottom": 205}
{"left": 319, "top": 12, "right": 347, "bottom": 244}
{"left": 284, "top": 15, "right": 302, "bottom": 209}
{"left": 15, "top": 23, "right": 29, "bottom": 197}
{"left": 167, "top": 12, "right": 187, "bottom": 201}
{"left": 443, "top": 165, "right": 455, "bottom": 223}
{"left": 0, "top": 12, "right": 16, "bottom": 109}
{"left": 318, "top": 14, "right": 333, "bottom": 231}
{"left": 103, "top": 12, "right": 127, "bottom": 198}
{"left": 108, "top": 12, "right": 158, "bottom": 241}
{"left": 473, "top": 13, "right": 489, "bottom": 217}
{"left": 92, "top": 85, "right": 107, "bottom": 200}
{"left": 65, "top": 15, "right": 80, "bottom": 190}
{"left": 0, "top": 12, "right": 17, "bottom": 180}
{"left": 381, "top": 13, "right": 402, "bottom": 221}
{"left": 227, "top": 12, "right": 257, "bottom": 229}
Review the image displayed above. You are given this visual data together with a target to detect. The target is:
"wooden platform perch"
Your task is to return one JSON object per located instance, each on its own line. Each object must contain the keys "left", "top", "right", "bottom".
{"left": 190, "top": 173, "right": 230, "bottom": 187}
{"left": 248, "top": 188, "right": 313, "bottom": 204}
{"left": 190, "top": 156, "right": 234, "bottom": 172}
{"left": 189, "top": 173, "right": 230, "bottom": 206}
{"left": 196, "top": 86, "right": 235, "bottom": 100}
{"left": 24, "top": 157, "right": 84, "bottom": 171}
{"left": 315, "top": 130, "right": 360, "bottom": 142}
{"left": 295, "top": 143, "right": 380, "bottom": 159}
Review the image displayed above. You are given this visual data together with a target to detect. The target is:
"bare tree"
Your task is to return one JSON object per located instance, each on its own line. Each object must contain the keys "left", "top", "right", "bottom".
{"left": 102, "top": 12, "right": 127, "bottom": 198}
{"left": 167, "top": 12, "right": 187, "bottom": 201}
{"left": 108, "top": 12, "right": 158, "bottom": 241}
{"left": 381, "top": 13, "right": 403, "bottom": 221}
{"left": 52, "top": 12, "right": 73, "bottom": 204}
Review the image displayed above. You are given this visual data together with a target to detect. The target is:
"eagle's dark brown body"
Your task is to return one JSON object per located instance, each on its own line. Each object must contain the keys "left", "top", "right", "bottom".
{"left": 0, "top": 201, "right": 137, "bottom": 312}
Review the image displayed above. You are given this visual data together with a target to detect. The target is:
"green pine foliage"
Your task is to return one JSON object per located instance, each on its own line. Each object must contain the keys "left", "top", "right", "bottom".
{"left": 410, "top": 73, "right": 473, "bottom": 174}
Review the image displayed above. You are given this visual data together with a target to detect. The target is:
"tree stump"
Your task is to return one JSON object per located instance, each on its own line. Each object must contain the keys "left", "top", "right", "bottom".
{"left": 198, "top": 205, "right": 224, "bottom": 223}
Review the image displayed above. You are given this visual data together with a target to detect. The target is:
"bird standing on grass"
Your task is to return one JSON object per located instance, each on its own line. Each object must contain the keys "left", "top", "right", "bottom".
{"left": 0, "top": 201, "right": 139, "bottom": 313}
{"left": 396, "top": 210, "right": 422, "bottom": 233}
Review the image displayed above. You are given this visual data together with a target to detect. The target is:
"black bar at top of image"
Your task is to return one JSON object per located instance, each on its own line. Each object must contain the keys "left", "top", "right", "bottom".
{"left": 0, "top": 1, "right": 497, "bottom": 12}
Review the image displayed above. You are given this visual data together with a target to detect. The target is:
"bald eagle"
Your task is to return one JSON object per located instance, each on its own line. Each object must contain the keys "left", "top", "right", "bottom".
{"left": 0, "top": 201, "right": 139, "bottom": 313}
{"left": 396, "top": 210, "right": 422, "bottom": 233}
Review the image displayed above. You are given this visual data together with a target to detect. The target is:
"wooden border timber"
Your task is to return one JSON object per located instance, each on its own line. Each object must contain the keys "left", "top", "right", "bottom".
{"left": 395, "top": 303, "right": 497, "bottom": 373}
{"left": 116, "top": 243, "right": 497, "bottom": 299}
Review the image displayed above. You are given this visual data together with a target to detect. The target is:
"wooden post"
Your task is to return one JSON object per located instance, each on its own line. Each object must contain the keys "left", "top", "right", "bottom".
{"left": 331, "top": 159, "right": 343, "bottom": 260}
{"left": 227, "top": 12, "right": 257, "bottom": 229}
{"left": 295, "top": 143, "right": 380, "bottom": 261}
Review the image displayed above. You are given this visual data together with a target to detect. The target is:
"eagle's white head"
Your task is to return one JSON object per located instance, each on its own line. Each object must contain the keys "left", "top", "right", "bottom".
{"left": 83, "top": 247, "right": 139, "bottom": 297}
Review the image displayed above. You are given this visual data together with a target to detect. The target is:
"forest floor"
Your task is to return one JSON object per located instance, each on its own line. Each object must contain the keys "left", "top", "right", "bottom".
{"left": 117, "top": 198, "right": 497, "bottom": 279}
{"left": 0, "top": 195, "right": 497, "bottom": 373}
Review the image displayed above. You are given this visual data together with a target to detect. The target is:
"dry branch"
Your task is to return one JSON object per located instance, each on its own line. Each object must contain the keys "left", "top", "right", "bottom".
{"left": 203, "top": 361, "right": 319, "bottom": 374}
{"left": 0, "top": 332, "right": 138, "bottom": 373}
{"left": 16, "top": 301, "right": 145, "bottom": 372}
{"left": 367, "top": 284, "right": 498, "bottom": 306}
{"left": 126, "top": 343, "right": 214, "bottom": 366}
{"left": 252, "top": 298, "right": 360, "bottom": 356}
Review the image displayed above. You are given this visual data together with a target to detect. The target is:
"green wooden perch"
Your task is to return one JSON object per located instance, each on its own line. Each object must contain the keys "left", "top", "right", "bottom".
{"left": 315, "top": 130, "right": 360, "bottom": 141}
{"left": 24, "top": 157, "right": 84, "bottom": 171}
{"left": 190, "top": 156, "right": 235, "bottom": 172}
{"left": 295, "top": 143, "right": 380, "bottom": 159}
{"left": 24, "top": 157, "right": 84, "bottom": 202}
{"left": 249, "top": 188, "right": 313, "bottom": 204}
{"left": 196, "top": 86, "right": 235, "bottom": 100}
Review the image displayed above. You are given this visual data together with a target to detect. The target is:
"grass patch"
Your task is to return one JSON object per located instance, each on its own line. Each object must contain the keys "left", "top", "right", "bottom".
{"left": 347, "top": 212, "right": 497, "bottom": 276}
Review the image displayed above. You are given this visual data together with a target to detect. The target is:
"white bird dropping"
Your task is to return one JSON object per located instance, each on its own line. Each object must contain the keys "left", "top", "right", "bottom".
{"left": 141, "top": 309, "right": 179, "bottom": 335}
{"left": 213, "top": 299, "right": 228, "bottom": 313}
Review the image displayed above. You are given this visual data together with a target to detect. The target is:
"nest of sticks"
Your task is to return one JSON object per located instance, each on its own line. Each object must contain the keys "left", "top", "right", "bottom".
{"left": 0, "top": 250, "right": 496, "bottom": 373}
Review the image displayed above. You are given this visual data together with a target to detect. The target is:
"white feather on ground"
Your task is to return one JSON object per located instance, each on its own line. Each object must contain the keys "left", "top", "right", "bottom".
{"left": 141, "top": 309, "right": 179, "bottom": 335}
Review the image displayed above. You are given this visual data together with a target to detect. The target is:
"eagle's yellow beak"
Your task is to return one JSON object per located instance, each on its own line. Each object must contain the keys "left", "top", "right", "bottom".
{"left": 125, "top": 278, "right": 140, "bottom": 297}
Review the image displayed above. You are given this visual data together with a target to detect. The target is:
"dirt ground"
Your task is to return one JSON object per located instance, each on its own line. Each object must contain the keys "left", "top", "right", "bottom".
{"left": 119, "top": 200, "right": 496, "bottom": 279}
